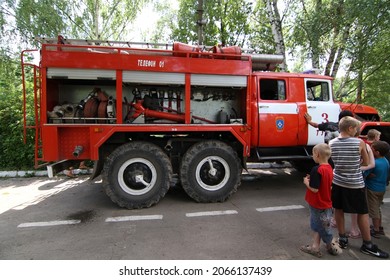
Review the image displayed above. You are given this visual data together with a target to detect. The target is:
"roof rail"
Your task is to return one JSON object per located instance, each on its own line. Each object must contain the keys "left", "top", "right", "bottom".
{"left": 35, "top": 36, "right": 173, "bottom": 50}
{"left": 35, "top": 35, "right": 262, "bottom": 53}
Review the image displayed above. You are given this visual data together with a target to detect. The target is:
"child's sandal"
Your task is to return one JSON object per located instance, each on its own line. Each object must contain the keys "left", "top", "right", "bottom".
{"left": 300, "top": 245, "right": 323, "bottom": 258}
{"left": 327, "top": 242, "right": 343, "bottom": 255}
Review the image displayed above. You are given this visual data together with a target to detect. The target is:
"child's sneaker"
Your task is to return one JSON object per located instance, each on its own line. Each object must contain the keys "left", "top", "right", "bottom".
{"left": 370, "top": 225, "right": 385, "bottom": 235}
{"left": 370, "top": 228, "right": 381, "bottom": 239}
{"left": 360, "top": 244, "right": 389, "bottom": 259}
{"left": 338, "top": 236, "right": 348, "bottom": 249}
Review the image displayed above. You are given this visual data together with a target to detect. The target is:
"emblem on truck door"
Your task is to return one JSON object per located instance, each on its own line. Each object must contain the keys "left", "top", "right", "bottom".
{"left": 276, "top": 117, "right": 284, "bottom": 132}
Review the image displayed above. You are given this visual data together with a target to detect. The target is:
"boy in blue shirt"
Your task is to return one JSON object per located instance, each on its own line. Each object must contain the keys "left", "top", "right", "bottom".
{"left": 364, "top": 140, "right": 390, "bottom": 238}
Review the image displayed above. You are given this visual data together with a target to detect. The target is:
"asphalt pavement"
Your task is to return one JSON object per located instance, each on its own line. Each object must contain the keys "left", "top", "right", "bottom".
{"left": 0, "top": 166, "right": 389, "bottom": 261}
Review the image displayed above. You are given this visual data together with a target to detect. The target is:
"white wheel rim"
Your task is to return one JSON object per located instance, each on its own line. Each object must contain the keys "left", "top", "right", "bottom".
{"left": 118, "top": 158, "right": 157, "bottom": 195}
{"left": 195, "top": 156, "right": 230, "bottom": 191}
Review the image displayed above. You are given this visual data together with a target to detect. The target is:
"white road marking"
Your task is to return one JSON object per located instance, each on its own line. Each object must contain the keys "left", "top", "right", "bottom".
{"left": 383, "top": 198, "right": 390, "bottom": 203}
{"left": 16, "top": 205, "right": 311, "bottom": 228}
{"left": 105, "top": 214, "right": 163, "bottom": 222}
{"left": 186, "top": 210, "right": 238, "bottom": 217}
{"left": 17, "top": 220, "right": 81, "bottom": 228}
{"left": 256, "top": 205, "right": 305, "bottom": 212}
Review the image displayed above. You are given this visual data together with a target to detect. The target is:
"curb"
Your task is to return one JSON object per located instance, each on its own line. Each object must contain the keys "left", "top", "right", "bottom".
{"left": 0, "top": 170, "right": 49, "bottom": 178}
{"left": 0, "top": 169, "right": 93, "bottom": 178}
{"left": 0, "top": 162, "right": 292, "bottom": 178}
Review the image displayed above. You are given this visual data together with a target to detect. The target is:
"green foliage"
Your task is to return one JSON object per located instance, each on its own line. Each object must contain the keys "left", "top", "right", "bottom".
{"left": 249, "top": 1, "right": 276, "bottom": 53}
{"left": 331, "top": 0, "right": 390, "bottom": 112}
{"left": 66, "top": 0, "right": 148, "bottom": 40}
{"left": 171, "top": 0, "right": 253, "bottom": 46}
{"left": 15, "top": 0, "right": 69, "bottom": 43}
{"left": 12, "top": 0, "right": 149, "bottom": 42}
{"left": 0, "top": 54, "right": 35, "bottom": 169}
{"left": 363, "top": 67, "right": 390, "bottom": 121}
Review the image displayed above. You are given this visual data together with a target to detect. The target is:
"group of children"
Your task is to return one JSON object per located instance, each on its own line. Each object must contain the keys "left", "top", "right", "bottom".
{"left": 301, "top": 112, "right": 389, "bottom": 259}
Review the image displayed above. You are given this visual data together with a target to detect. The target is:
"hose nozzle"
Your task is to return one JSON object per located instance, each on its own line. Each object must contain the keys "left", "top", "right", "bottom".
{"left": 73, "top": 145, "right": 83, "bottom": 157}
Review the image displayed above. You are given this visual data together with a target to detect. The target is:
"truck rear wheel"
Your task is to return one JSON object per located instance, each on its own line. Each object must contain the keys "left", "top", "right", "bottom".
{"left": 102, "top": 141, "right": 172, "bottom": 209}
{"left": 180, "top": 140, "right": 241, "bottom": 203}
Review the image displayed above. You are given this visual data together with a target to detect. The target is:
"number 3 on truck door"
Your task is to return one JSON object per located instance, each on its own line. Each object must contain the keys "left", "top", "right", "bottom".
{"left": 305, "top": 79, "right": 340, "bottom": 145}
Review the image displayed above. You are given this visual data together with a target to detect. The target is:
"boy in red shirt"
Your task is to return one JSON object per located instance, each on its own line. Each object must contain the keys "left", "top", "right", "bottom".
{"left": 300, "top": 143, "right": 342, "bottom": 257}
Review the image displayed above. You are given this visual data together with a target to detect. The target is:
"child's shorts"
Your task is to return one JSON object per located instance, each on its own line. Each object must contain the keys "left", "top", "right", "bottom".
{"left": 331, "top": 184, "right": 368, "bottom": 214}
{"left": 367, "top": 189, "right": 384, "bottom": 219}
{"left": 309, "top": 205, "right": 333, "bottom": 245}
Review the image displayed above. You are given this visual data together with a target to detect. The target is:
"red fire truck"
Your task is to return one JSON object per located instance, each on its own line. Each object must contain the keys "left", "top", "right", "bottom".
{"left": 21, "top": 36, "right": 390, "bottom": 209}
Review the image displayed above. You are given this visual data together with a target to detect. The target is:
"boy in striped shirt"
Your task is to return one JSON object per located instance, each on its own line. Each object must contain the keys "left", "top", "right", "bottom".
{"left": 329, "top": 116, "right": 388, "bottom": 258}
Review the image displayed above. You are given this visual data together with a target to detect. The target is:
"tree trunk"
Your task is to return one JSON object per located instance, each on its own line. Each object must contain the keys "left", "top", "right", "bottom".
{"left": 197, "top": 0, "right": 204, "bottom": 45}
{"left": 310, "top": 0, "right": 322, "bottom": 70}
{"left": 264, "top": 0, "right": 287, "bottom": 71}
{"left": 324, "top": 28, "right": 339, "bottom": 76}
{"left": 335, "top": 60, "right": 352, "bottom": 99}
{"left": 330, "top": 27, "right": 350, "bottom": 77}
{"left": 94, "top": 0, "right": 100, "bottom": 39}
{"left": 356, "top": 67, "right": 363, "bottom": 103}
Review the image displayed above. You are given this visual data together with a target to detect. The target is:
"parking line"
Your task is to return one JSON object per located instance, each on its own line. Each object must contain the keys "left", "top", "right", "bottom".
{"left": 186, "top": 210, "right": 238, "bottom": 217}
{"left": 105, "top": 215, "right": 163, "bottom": 222}
{"left": 18, "top": 220, "right": 81, "bottom": 228}
{"left": 383, "top": 198, "right": 390, "bottom": 203}
{"left": 256, "top": 205, "right": 305, "bottom": 212}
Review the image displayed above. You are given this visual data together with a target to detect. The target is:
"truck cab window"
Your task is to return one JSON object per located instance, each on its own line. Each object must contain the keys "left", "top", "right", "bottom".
{"left": 260, "top": 79, "right": 286, "bottom": 100}
{"left": 306, "top": 80, "right": 330, "bottom": 101}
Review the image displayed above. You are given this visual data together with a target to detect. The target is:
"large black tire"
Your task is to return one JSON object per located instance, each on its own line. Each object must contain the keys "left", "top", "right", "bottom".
{"left": 102, "top": 141, "right": 172, "bottom": 209}
{"left": 180, "top": 140, "right": 241, "bottom": 203}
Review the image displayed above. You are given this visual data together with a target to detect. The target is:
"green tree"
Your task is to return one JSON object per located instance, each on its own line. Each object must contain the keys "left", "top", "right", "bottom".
{"left": 171, "top": 0, "right": 253, "bottom": 47}
{"left": 14, "top": 0, "right": 68, "bottom": 42}
{"left": 11, "top": 0, "right": 149, "bottom": 44}
{"left": 0, "top": 52, "right": 35, "bottom": 169}
{"left": 0, "top": 0, "right": 150, "bottom": 169}
{"left": 250, "top": 0, "right": 288, "bottom": 70}
{"left": 66, "top": 0, "right": 149, "bottom": 40}
{"left": 363, "top": 67, "right": 390, "bottom": 121}
{"left": 339, "top": 0, "right": 390, "bottom": 104}
{"left": 287, "top": 0, "right": 334, "bottom": 70}
{"left": 285, "top": 0, "right": 389, "bottom": 121}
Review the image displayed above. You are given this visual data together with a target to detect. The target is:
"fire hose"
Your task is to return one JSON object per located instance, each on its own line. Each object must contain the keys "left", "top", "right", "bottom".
{"left": 130, "top": 100, "right": 216, "bottom": 124}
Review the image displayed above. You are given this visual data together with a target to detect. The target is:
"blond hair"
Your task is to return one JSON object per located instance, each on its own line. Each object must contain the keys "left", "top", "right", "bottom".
{"left": 338, "top": 116, "right": 361, "bottom": 133}
{"left": 313, "top": 143, "right": 331, "bottom": 160}
{"left": 367, "top": 129, "right": 381, "bottom": 141}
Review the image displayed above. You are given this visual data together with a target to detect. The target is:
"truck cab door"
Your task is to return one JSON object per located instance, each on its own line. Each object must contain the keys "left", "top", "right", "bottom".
{"left": 305, "top": 79, "right": 341, "bottom": 145}
{"left": 258, "top": 78, "right": 299, "bottom": 147}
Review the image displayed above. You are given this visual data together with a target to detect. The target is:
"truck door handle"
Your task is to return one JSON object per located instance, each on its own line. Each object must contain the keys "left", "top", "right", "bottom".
{"left": 259, "top": 105, "right": 269, "bottom": 108}
{"left": 307, "top": 106, "right": 316, "bottom": 109}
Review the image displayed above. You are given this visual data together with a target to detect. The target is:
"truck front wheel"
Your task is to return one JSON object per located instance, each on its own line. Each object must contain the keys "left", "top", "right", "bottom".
{"left": 102, "top": 141, "right": 172, "bottom": 209}
{"left": 180, "top": 140, "right": 241, "bottom": 203}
